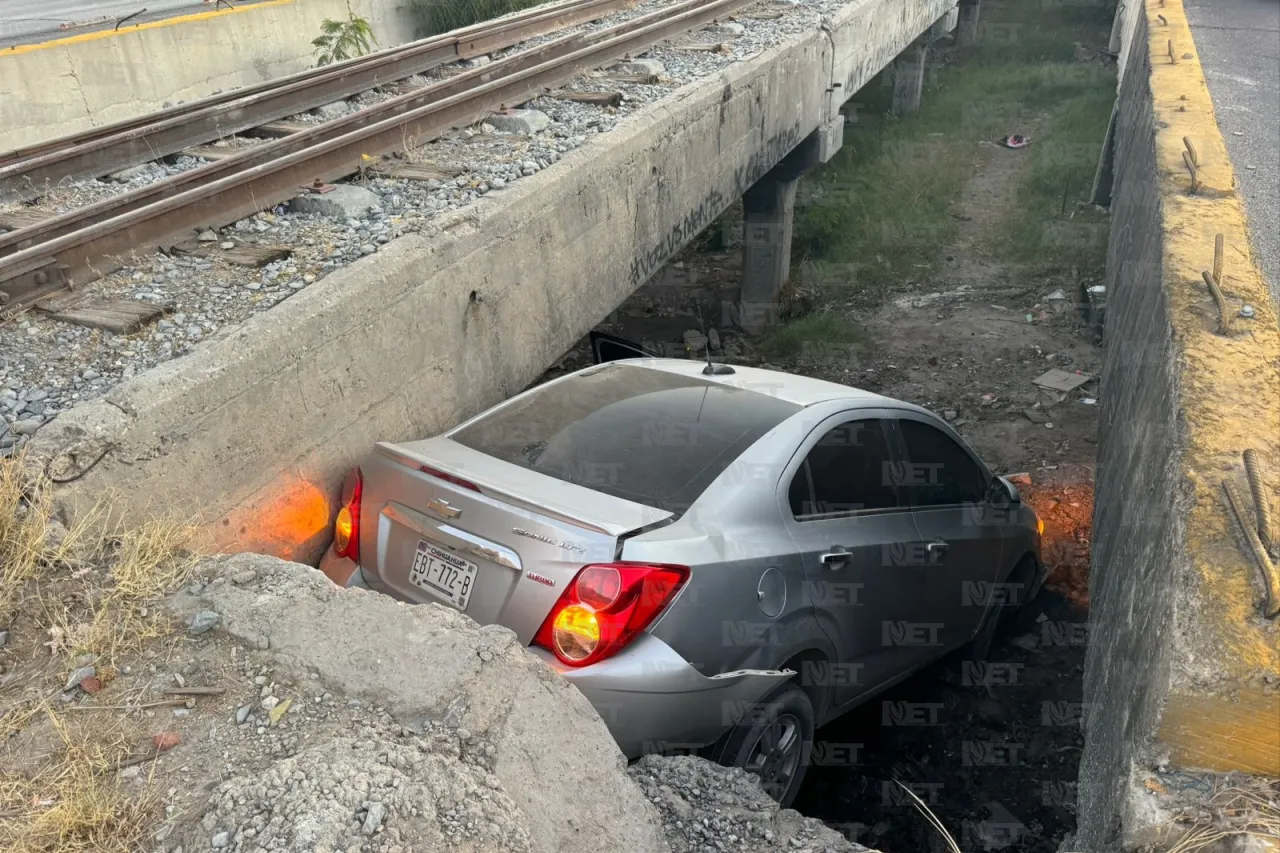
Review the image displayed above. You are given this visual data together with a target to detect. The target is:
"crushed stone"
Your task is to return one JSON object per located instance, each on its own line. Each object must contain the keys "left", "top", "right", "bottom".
{"left": 630, "top": 754, "right": 875, "bottom": 852}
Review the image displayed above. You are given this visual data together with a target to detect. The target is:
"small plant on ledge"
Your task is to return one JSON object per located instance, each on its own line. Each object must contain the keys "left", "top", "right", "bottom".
{"left": 312, "top": 3, "right": 378, "bottom": 68}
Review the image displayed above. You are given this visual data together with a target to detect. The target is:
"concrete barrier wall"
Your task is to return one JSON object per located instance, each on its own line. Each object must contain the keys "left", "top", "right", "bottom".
{"left": 0, "top": 0, "right": 416, "bottom": 154}
{"left": 29, "top": 0, "right": 954, "bottom": 563}
{"left": 1076, "top": 0, "right": 1280, "bottom": 849}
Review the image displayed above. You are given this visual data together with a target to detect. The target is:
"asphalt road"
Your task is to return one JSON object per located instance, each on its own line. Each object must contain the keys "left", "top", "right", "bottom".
{"left": 0, "top": 0, "right": 209, "bottom": 47}
{"left": 1184, "top": 0, "right": 1280, "bottom": 308}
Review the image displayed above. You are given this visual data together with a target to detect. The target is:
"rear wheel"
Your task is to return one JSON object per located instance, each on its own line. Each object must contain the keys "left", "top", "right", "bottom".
{"left": 970, "top": 554, "right": 1039, "bottom": 661}
{"left": 708, "top": 684, "right": 815, "bottom": 809}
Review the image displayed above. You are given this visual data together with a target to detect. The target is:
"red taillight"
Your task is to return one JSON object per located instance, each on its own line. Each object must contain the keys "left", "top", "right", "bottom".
{"left": 334, "top": 468, "right": 363, "bottom": 561}
{"left": 419, "top": 464, "right": 480, "bottom": 493}
{"left": 533, "top": 562, "right": 689, "bottom": 667}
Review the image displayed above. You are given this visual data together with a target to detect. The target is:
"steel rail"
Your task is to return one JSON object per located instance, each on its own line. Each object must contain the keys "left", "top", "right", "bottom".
{"left": 0, "top": 0, "right": 635, "bottom": 201}
{"left": 0, "top": 29, "right": 600, "bottom": 259}
{"left": 0, "top": 0, "right": 619, "bottom": 168}
{"left": 0, "top": 0, "right": 749, "bottom": 312}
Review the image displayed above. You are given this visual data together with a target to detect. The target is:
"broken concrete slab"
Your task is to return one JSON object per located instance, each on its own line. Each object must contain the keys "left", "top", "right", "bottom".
{"left": 1032, "top": 368, "right": 1092, "bottom": 393}
{"left": 169, "top": 554, "right": 668, "bottom": 853}
{"left": 488, "top": 108, "right": 551, "bottom": 135}
{"left": 289, "top": 184, "right": 382, "bottom": 219}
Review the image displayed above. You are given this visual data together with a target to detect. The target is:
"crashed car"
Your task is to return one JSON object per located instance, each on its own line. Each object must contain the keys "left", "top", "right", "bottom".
{"left": 320, "top": 332, "right": 1045, "bottom": 807}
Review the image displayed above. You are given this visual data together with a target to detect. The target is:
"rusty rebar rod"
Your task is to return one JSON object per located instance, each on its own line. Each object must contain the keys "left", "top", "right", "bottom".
{"left": 1201, "top": 270, "right": 1231, "bottom": 334}
{"left": 1183, "top": 150, "right": 1200, "bottom": 194}
{"left": 1243, "top": 449, "right": 1277, "bottom": 558}
{"left": 1223, "top": 480, "right": 1280, "bottom": 619}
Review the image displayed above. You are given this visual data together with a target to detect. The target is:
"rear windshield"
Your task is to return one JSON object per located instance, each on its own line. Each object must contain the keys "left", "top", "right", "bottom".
{"left": 449, "top": 363, "right": 801, "bottom": 513}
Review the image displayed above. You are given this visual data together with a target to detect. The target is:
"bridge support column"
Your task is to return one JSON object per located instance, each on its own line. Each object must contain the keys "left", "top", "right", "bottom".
{"left": 891, "top": 42, "right": 928, "bottom": 115}
{"left": 740, "top": 178, "right": 799, "bottom": 330}
{"left": 957, "top": 0, "right": 981, "bottom": 46}
{"left": 735, "top": 117, "right": 843, "bottom": 334}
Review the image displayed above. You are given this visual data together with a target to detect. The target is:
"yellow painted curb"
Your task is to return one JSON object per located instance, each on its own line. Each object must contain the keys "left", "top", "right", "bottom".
{"left": 1, "top": 0, "right": 295, "bottom": 56}
{"left": 1143, "top": 0, "right": 1280, "bottom": 776}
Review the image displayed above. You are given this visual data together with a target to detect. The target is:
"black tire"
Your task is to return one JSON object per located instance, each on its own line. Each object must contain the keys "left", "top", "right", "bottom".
{"left": 970, "top": 554, "right": 1039, "bottom": 662}
{"left": 708, "top": 684, "right": 815, "bottom": 809}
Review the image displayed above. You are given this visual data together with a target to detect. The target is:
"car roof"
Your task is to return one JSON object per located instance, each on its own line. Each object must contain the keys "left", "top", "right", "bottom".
{"left": 610, "top": 358, "right": 908, "bottom": 409}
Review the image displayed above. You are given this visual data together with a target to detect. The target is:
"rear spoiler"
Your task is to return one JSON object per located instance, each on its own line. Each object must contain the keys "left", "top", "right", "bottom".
{"left": 373, "top": 440, "right": 675, "bottom": 538}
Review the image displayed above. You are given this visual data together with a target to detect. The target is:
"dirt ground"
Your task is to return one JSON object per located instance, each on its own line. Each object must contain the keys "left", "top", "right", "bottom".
{"left": 541, "top": 124, "right": 1101, "bottom": 850}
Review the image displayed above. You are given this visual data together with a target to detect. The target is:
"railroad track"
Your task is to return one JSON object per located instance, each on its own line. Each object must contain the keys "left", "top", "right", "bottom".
{"left": 0, "top": 0, "right": 755, "bottom": 320}
{"left": 0, "top": 0, "right": 633, "bottom": 196}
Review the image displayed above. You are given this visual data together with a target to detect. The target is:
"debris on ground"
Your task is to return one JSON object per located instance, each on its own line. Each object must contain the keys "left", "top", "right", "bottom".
{"left": 630, "top": 754, "right": 875, "bottom": 852}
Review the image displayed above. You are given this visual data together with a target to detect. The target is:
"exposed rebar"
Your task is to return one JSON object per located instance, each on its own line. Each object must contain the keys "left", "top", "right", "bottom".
{"left": 1243, "top": 449, "right": 1277, "bottom": 557}
{"left": 1201, "top": 270, "right": 1231, "bottom": 334}
{"left": 1223, "top": 480, "right": 1280, "bottom": 619}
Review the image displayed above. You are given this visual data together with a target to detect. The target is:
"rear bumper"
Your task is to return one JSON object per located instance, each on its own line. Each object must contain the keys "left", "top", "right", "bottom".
{"left": 318, "top": 550, "right": 370, "bottom": 590}
{"left": 530, "top": 634, "right": 794, "bottom": 760}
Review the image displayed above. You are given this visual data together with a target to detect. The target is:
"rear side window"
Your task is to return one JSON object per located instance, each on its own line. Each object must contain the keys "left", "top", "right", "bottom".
{"left": 897, "top": 418, "right": 988, "bottom": 506}
{"left": 790, "top": 419, "right": 901, "bottom": 517}
{"left": 449, "top": 363, "right": 801, "bottom": 513}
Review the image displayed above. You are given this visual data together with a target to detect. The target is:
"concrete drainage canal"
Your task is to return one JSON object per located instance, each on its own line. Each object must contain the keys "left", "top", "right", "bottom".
{"left": 500, "top": 3, "right": 1112, "bottom": 843}
{"left": 529, "top": 190, "right": 1100, "bottom": 849}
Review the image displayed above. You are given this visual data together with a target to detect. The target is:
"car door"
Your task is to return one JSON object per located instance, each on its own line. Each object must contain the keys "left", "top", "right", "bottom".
{"left": 889, "top": 412, "right": 1006, "bottom": 650}
{"left": 780, "top": 410, "right": 928, "bottom": 709}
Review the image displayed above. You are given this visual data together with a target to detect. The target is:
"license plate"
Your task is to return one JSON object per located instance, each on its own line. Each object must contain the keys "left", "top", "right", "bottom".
{"left": 408, "top": 541, "right": 478, "bottom": 610}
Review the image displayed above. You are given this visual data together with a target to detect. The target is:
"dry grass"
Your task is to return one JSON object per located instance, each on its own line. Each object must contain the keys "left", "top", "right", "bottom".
{"left": 1, "top": 449, "right": 199, "bottom": 664}
{"left": 1160, "top": 781, "right": 1280, "bottom": 853}
{"left": 894, "top": 778, "right": 1280, "bottom": 853}
{"left": 0, "top": 705, "right": 159, "bottom": 853}
{"left": 0, "top": 450, "right": 202, "bottom": 851}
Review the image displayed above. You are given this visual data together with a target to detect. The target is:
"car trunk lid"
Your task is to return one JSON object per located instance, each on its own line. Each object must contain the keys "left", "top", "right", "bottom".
{"left": 363, "top": 437, "right": 674, "bottom": 643}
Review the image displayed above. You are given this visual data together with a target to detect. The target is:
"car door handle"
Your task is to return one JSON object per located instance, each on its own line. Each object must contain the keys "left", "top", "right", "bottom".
{"left": 819, "top": 546, "right": 851, "bottom": 567}
{"left": 926, "top": 540, "right": 950, "bottom": 558}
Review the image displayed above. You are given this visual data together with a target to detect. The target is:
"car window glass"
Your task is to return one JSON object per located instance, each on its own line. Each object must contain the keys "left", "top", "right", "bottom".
{"left": 450, "top": 363, "right": 802, "bottom": 514}
{"left": 793, "top": 419, "right": 899, "bottom": 517}
{"left": 788, "top": 461, "right": 812, "bottom": 516}
{"left": 897, "top": 418, "right": 987, "bottom": 506}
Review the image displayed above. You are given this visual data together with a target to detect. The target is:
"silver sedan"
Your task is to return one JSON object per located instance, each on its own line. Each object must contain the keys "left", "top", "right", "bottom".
{"left": 320, "top": 343, "right": 1045, "bottom": 807}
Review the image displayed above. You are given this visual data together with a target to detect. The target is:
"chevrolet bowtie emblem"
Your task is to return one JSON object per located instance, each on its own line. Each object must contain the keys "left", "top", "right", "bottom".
{"left": 426, "top": 498, "right": 461, "bottom": 519}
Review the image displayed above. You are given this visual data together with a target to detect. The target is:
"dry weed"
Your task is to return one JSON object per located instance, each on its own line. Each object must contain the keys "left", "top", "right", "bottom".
{"left": 1160, "top": 780, "right": 1280, "bottom": 852}
{"left": 0, "top": 705, "right": 159, "bottom": 853}
{"left": 1, "top": 450, "right": 200, "bottom": 665}
{"left": 0, "top": 452, "right": 51, "bottom": 621}
{"left": 0, "top": 452, "right": 202, "bottom": 849}
{"left": 890, "top": 777, "right": 1279, "bottom": 853}
{"left": 0, "top": 451, "right": 107, "bottom": 625}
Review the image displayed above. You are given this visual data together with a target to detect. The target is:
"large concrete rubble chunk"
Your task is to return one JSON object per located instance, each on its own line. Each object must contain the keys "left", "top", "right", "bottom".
{"left": 487, "top": 108, "right": 551, "bottom": 135}
{"left": 170, "top": 554, "right": 667, "bottom": 853}
{"left": 290, "top": 184, "right": 383, "bottom": 219}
